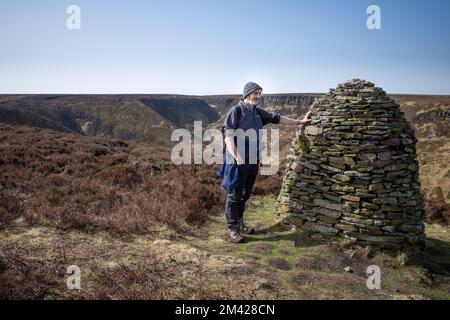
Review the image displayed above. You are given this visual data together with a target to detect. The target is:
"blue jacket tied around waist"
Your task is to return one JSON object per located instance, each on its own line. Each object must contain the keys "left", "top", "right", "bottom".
{"left": 216, "top": 161, "right": 240, "bottom": 194}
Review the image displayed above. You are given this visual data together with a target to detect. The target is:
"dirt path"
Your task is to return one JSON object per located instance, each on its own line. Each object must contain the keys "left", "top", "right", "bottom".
{"left": 1, "top": 196, "right": 450, "bottom": 299}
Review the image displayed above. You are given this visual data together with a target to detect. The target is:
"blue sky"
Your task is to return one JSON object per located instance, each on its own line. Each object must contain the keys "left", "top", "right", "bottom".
{"left": 0, "top": 0, "right": 449, "bottom": 94}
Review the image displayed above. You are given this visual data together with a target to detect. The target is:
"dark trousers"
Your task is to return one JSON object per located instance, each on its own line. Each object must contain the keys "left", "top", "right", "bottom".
{"left": 224, "top": 163, "right": 259, "bottom": 231}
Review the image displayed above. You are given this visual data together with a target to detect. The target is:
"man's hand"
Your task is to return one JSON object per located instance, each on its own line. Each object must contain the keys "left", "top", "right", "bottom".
{"left": 236, "top": 156, "right": 245, "bottom": 166}
{"left": 304, "top": 109, "right": 312, "bottom": 120}
{"left": 297, "top": 113, "right": 311, "bottom": 126}
{"left": 296, "top": 107, "right": 313, "bottom": 126}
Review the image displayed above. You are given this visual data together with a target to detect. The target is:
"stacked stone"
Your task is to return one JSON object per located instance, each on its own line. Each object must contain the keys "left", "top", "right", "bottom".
{"left": 276, "top": 79, "right": 425, "bottom": 250}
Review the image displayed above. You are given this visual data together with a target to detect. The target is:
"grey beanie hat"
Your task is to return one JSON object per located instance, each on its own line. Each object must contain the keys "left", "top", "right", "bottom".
{"left": 243, "top": 82, "right": 262, "bottom": 98}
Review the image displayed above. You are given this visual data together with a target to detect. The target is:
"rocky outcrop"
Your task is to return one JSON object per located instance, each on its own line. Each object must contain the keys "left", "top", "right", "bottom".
{"left": 276, "top": 79, "right": 425, "bottom": 251}
{"left": 262, "top": 94, "right": 318, "bottom": 109}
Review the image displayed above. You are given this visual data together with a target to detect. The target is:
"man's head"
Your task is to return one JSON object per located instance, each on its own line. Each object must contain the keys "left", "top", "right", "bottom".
{"left": 243, "top": 82, "right": 262, "bottom": 106}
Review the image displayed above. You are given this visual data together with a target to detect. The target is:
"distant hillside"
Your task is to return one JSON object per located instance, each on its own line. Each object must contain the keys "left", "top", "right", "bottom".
{"left": 199, "top": 95, "right": 240, "bottom": 115}
{"left": 0, "top": 95, "right": 220, "bottom": 146}
{"left": 391, "top": 94, "right": 450, "bottom": 140}
{"left": 0, "top": 106, "right": 75, "bottom": 133}
{"left": 139, "top": 96, "right": 219, "bottom": 127}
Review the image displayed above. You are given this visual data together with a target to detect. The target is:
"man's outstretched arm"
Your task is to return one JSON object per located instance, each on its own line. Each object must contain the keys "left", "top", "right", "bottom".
{"left": 279, "top": 109, "right": 313, "bottom": 126}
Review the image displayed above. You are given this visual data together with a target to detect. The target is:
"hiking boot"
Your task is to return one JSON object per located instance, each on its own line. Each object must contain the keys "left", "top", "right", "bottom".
{"left": 228, "top": 229, "right": 245, "bottom": 243}
{"left": 239, "top": 219, "right": 255, "bottom": 234}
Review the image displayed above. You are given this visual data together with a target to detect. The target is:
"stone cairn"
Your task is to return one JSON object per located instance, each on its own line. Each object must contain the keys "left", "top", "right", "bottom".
{"left": 276, "top": 79, "right": 425, "bottom": 250}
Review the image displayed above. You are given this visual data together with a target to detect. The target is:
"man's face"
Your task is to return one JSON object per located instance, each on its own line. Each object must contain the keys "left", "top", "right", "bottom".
{"left": 246, "top": 89, "right": 262, "bottom": 106}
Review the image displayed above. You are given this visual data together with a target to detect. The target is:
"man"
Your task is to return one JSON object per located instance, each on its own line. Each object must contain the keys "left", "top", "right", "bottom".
{"left": 223, "top": 81, "right": 312, "bottom": 243}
